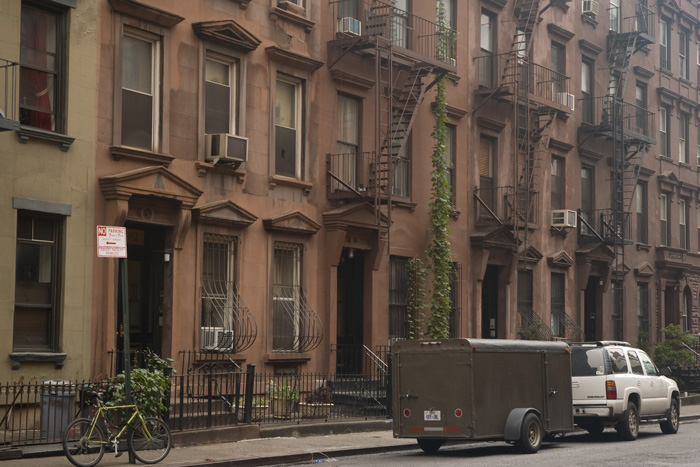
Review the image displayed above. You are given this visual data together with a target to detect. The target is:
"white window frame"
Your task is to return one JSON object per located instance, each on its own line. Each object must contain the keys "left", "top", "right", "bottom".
{"left": 680, "top": 199, "right": 688, "bottom": 250}
{"left": 659, "top": 107, "right": 668, "bottom": 157}
{"left": 660, "top": 193, "right": 669, "bottom": 246}
{"left": 660, "top": 19, "right": 669, "bottom": 70}
{"left": 274, "top": 74, "right": 303, "bottom": 179}
{"left": 120, "top": 27, "right": 161, "bottom": 151}
{"left": 679, "top": 113, "right": 688, "bottom": 163}
{"left": 610, "top": 0, "right": 620, "bottom": 33}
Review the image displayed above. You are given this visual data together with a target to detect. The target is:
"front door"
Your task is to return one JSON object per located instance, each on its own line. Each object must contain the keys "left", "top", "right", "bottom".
{"left": 337, "top": 248, "right": 364, "bottom": 374}
{"left": 117, "top": 223, "right": 165, "bottom": 369}
{"left": 481, "top": 265, "right": 499, "bottom": 338}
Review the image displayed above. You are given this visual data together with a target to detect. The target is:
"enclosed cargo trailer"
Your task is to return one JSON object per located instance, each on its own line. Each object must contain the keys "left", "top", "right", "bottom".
{"left": 391, "top": 338, "right": 573, "bottom": 454}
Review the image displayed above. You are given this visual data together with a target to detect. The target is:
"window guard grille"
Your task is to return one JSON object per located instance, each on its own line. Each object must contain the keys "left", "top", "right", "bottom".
{"left": 273, "top": 285, "right": 322, "bottom": 353}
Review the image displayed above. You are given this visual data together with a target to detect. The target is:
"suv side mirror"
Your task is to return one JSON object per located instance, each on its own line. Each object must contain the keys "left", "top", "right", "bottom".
{"left": 660, "top": 366, "right": 672, "bottom": 377}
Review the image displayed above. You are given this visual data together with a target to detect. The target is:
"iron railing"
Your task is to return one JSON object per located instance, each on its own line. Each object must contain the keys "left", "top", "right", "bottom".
{"left": 330, "top": 0, "right": 457, "bottom": 66}
{"left": 474, "top": 186, "right": 540, "bottom": 226}
{"left": 0, "top": 58, "right": 19, "bottom": 131}
{"left": 581, "top": 96, "right": 655, "bottom": 144}
{"left": 578, "top": 208, "right": 631, "bottom": 244}
{"left": 272, "top": 285, "right": 323, "bottom": 353}
{"left": 326, "top": 151, "right": 410, "bottom": 201}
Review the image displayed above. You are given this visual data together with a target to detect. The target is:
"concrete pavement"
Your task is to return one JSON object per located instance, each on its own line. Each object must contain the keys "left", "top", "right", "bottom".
{"left": 4, "top": 399, "right": 700, "bottom": 467}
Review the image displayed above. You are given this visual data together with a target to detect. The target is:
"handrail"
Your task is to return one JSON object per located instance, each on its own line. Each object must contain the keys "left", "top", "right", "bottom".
{"left": 682, "top": 342, "right": 700, "bottom": 360}
{"left": 363, "top": 345, "right": 388, "bottom": 375}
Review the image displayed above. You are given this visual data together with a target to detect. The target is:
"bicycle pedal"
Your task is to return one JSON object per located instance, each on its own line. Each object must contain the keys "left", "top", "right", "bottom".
{"left": 115, "top": 451, "right": 123, "bottom": 458}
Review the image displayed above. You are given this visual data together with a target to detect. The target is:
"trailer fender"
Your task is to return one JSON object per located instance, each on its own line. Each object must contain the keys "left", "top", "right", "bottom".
{"left": 504, "top": 408, "right": 540, "bottom": 441}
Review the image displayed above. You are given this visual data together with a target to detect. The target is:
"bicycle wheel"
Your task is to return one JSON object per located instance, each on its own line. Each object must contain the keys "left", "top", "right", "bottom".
{"left": 62, "top": 418, "right": 106, "bottom": 467}
{"left": 128, "top": 417, "right": 172, "bottom": 464}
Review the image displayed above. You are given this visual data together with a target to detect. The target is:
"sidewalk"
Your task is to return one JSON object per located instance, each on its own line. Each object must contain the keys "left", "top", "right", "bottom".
{"left": 5, "top": 401, "right": 700, "bottom": 467}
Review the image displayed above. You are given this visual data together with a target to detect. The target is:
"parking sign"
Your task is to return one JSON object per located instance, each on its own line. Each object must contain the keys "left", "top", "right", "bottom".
{"left": 97, "top": 225, "right": 127, "bottom": 258}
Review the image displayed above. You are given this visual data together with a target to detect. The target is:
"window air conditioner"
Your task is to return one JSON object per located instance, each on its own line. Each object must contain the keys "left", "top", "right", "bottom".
{"left": 205, "top": 133, "right": 248, "bottom": 167}
{"left": 554, "top": 92, "right": 575, "bottom": 111}
{"left": 201, "top": 327, "right": 234, "bottom": 351}
{"left": 551, "top": 209, "right": 578, "bottom": 228}
{"left": 338, "top": 17, "right": 362, "bottom": 35}
{"left": 446, "top": 57, "right": 457, "bottom": 67}
{"left": 582, "top": 0, "right": 599, "bottom": 16}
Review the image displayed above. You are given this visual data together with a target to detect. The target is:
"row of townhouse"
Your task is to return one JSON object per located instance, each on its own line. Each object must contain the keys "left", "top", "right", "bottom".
{"left": 1, "top": 0, "right": 699, "bottom": 384}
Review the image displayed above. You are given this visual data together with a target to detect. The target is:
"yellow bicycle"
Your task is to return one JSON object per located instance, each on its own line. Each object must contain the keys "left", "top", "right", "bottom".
{"left": 62, "top": 392, "right": 172, "bottom": 467}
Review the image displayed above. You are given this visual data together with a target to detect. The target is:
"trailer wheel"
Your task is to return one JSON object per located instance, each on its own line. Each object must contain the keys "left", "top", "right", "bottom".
{"left": 515, "top": 413, "right": 543, "bottom": 454}
{"left": 417, "top": 438, "right": 444, "bottom": 453}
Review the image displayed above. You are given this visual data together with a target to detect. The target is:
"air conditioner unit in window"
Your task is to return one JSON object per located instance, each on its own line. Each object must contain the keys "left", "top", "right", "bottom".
{"left": 551, "top": 209, "right": 578, "bottom": 228}
{"left": 554, "top": 92, "right": 575, "bottom": 111}
{"left": 201, "top": 327, "right": 234, "bottom": 351}
{"left": 338, "top": 17, "right": 362, "bottom": 35}
{"left": 582, "top": 0, "right": 599, "bottom": 16}
{"left": 205, "top": 133, "right": 248, "bottom": 167}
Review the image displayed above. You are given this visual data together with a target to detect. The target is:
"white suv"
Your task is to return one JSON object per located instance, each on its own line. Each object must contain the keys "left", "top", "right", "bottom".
{"left": 571, "top": 341, "right": 680, "bottom": 440}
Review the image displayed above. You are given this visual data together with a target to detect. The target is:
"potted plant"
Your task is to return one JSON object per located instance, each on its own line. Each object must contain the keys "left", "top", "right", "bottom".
{"left": 269, "top": 383, "right": 299, "bottom": 419}
{"left": 237, "top": 396, "right": 269, "bottom": 422}
{"left": 299, "top": 386, "right": 333, "bottom": 419}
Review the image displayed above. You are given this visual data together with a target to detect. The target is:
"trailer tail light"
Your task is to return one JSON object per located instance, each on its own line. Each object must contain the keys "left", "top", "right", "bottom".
{"left": 454, "top": 408, "right": 463, "bottom": 418}
{"left": 404, "top": 409, "right": 411, "bottom": 417}
{"left": 606, "top": 380, "right": 617, "bottom": 400}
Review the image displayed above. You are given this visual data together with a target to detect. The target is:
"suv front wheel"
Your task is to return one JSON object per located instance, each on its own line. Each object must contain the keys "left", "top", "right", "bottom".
{"left": 615, "top": 401, "right": 639, "bottom": 441}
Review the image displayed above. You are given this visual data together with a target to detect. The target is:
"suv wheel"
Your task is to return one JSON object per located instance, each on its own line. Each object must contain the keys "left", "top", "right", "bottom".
{"left": 660, "top": 399, "right": 679, "bottom": 434}
{"left": 616, "top": 401, "right": 639, "bottom": 441}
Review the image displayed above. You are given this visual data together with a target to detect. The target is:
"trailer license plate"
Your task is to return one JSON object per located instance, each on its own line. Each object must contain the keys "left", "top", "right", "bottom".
{"left": 424, "top": 410, "right": 441, "bottom": 421}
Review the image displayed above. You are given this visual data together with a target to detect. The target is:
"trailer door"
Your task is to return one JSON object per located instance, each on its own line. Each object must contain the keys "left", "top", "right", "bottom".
{"left": 394, "top": 349, "right": 470, "bottom": 438}
{"left": 545, "top": 351, "right": 574, "bottom": 431}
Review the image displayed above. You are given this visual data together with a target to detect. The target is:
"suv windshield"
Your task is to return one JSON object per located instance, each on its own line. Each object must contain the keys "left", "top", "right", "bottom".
{"left": 571, "top": 347, "right": 606, "bottom": 376}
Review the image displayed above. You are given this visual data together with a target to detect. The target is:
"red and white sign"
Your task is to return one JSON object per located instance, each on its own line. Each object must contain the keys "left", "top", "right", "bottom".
{"left": 97, "top": 225, "right": 127, "bottom": 258}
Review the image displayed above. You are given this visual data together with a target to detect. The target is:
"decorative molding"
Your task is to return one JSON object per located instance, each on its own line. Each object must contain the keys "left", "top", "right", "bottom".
{"left": 194, "top": 200, "right": 257, "bottom": 228}
{"left": 579, "top": 39, "right": 603, "bottom": 56}
{"left": 107, "top": 0, "right": 184, "bottom": 27}
{"left": 331, "top": 69, "right": 374, "bottom": 90}
{"left": 581, "top": 13, "right": 598, "bottom": 28}
{"left": 634, "top": 262, "right": 656, "bottom": 278}
{"left": 13, "top": 197, "right": 72, "bottom": 216}
{"left": 548, "top": 251, "right": 574, "bottom": 269}
{"left": 270, "top": 5, "right": 315, "bottom": 33}
{"left": 192, "top": 20, "right": 262, "bottom": 53}
{"left": 477, "top": 116, "right": 506, "bottom": 133}
{"left": 431, "top": 102, "right": 467, "bottom": 119}
{"left": 100, "top": 166, "right": 202, "bottom": 208}
{"left": 269, "top": 175, "right": 313, "bottom": 195}
{"left": 481, "top": 0, "right": 507, "bottom": 11}
{"left": 263, "top": 210, "right": 321, "bottom": 236}
{"left": 265, "top": 46, "right": 323, "bottom": 73}
{"left": 638, "top": 166, "right": 656, "bottom": 178}
{"left": 658, "top": 170, "right": 680, "bottom": 195}
{"left": 9, "top": 353, "right": 67, "bottom": 370}
{"left": 547, "top": 23, "right": 575, "bottom": 42}
{"left": 658, "top": 87, "right": 681, "bottom": 107}
{"left": 230, "top": 0, "right": 252, "bottom": 9}
{"left": 633, "top": 66, "right": 654, "bottom": 80}
{"left": 110, "top": 146, "right": 174, "bottom": 166}
{"left": 549, "top": 138, "right": 574, "bottom": 154}
{"left": 194, "top": 161, "right": 247, "bottom": 183}
{"left": 578, "top": 147, "right": 604, "bottom": 164}
{"left": 16, "top": 126, "right": 74, "bottom": 151}
{"left": 519, "top": 246, "right": 543, "bottom": 264}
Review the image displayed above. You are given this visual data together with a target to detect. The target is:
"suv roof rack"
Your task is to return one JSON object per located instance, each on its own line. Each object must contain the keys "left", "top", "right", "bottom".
{"left": 571, "top": 341, "right": 631, "bottom": 347}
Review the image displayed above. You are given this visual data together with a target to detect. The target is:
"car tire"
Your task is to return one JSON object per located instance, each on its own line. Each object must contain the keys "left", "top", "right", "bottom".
{"left": 417, "top": 438, "right": 444, "bottom": 453}
{"left": 616, "top": 401, "right": 639, "bottom": 441}
{"left": 660, "top": 399, "right": 680, "bottom": 434}
{"left": 515, "top": 413, "right": 543, "bottom": 454}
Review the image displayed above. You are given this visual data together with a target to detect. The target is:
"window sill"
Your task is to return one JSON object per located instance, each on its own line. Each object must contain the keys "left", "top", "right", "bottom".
{"left": 270, "top": 5, "right": 315, "bottom": 33}
{"left": 270, "top": 175, "right": 312, "bottom": 196}
{"left": 110, "top": 146, "right": 175, "bottom": 166}
{"left": 195, "top": 161, "right": 247, "bottom": 184}
{"left": 17, "top": 126, "right": 75, "bottom": 152}
{"left": 636, "top": 242, "right": 651, "bottom": 252}
{"left": 10, "top": 352, "right": 67, "bottom": 370}
{"left": 264, "top": 352, "right": 311, "bottom": 363}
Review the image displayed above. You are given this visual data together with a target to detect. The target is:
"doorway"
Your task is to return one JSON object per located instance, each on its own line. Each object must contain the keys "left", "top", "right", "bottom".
{"left": 584, "top": 276, "right": 598, "bottom": 341}
{"left": 336, "top": 248, "right": 364, "bottom": 374}
{"left": 481, "top": 265, "right": 499, "bottom": 338}
{"left": 117, "top": 223, "right": 166, "bottom": 369}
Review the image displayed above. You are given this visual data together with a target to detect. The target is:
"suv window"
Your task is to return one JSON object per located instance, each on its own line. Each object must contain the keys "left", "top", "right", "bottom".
{"left": 627, "top": 350, "right": 644, "bottom": 375}
{"left": 639, "top": 351, "right": 659, "bottom": 376}
{"left": 608, "top": 348, "right": 629, "bottom": 373}
{"left": 572, "top": 347, "right": 606, "bottom": 376}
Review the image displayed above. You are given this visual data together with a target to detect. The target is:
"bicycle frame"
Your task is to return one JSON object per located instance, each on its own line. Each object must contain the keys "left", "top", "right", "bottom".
{"left": 87, "top": 402, "right": 151, "bottom": 447}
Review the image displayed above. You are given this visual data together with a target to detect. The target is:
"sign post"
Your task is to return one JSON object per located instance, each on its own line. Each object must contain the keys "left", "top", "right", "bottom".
{"left": 97, "top": 226, "right": 131, "bottom": 405}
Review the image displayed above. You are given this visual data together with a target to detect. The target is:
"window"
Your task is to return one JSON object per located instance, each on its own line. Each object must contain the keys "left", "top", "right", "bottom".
{"left": 479, "top": 136, "right": 494, "bottom": 209}
{"left": 660, "top": 193, "right": 670, "bottom": 247}
{"left": 635, "top": 82, "right": 647, "bottom": 135}
{"left": 551, "top": 156, "right": 564, "bottom": 210}
{"left": 636, "top": 182, "right": 647, "bottom": 244}
{"left": 551, "top": 42, "right": 566, "bottom": 95}
{"left": 272, "top": 242, "right": 303, "bottom": 351}
{"left": 681, "top": 289, "right": 692, "bottom": 332}
{"left": 628, "top": 350, "right": 645, "bottom": 375}
{"left": 393, "top": 139, "right": 411, "bottom": 198}
{"left": 438, "top": 0, "right": 456, "bottom": 29}
{"left": 551, "top": 273, "right": 565, "bottom": 338}
{"left": 659, "top": 107, "right": 669, "bottom": 157}
{"left": 611, "top": 282, "right": 623, "bottom": 341}
{"left": 697, "top": 124, "right": 700, "bottom": 167}
{"left": 517, "top": 270, "right": 534, "bottom": 336}
{"left": 275, "top": 75, "right": 303, "bottom": 178}
{"left": 697, "top": 205, "right": 700, "bottom": 251}
{"left": 679, "top": 113, "right": 689, "bottom": 163}
{"left": 389, "top": 256, "right": 410, "bottom": 339}
{"left": 680, "top": 30, "right": 689, "bottom": 80}
{"left": 680, "top": 198, "right": 689, "bottom": 250}
{"left": 479, "top": 10, "right": 495, "bottom": 87}
{"left": 391, "top": 0, "right": 409, "bottom": 48}
{"left": 19, "top": 2, "right": 66, "bottom": 132}
{"left": 697, "top": 40, "right": 700, "bottom": 84}
{"left": 581, "top": 166, "right": 594, "bottom": 234}
{"left": 639, "top": 351, "right": 658, "bottom": 376}
{"left": 205, "top": 56, "right": 237, "bottom": 135}
{"left": 448, "top": 262, "right": 461, "bottom": 338}
{"left": 581, "top": 59, "right": 594, "bottom": 124}
{"left": 336, "top": 93, "right": 360, "bottom": 189}
{"left": 660, "top": 19, "right": 670, "bottom": 70}
{"left": 445, "top": 124, "right": 456, "bottom": 204}
{"left": 637, "top": 282, "right": 649, "bottom": 343}
{"left": 121, "top": 29, "right": 160, "bottom": 150}
{"left": 610, "top": 0, "right": 620, "bottom": 33}
{"left": 14, "top": 212, "right": 62, "bottom": 350}
{"left": 201, "top": 234, "right": 236, "bottom": 348}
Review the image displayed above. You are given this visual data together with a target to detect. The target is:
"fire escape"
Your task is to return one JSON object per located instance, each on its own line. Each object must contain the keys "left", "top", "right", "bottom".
{"left": 475, "top": 1, "right": 581, "bottom": 340}
{"left": 0, "top": 59, "right": 20, "bottom": 132}
{"left": 577, "top": 2, "right": 655, "bottom": 337}
{"left": 326, "top": 0, "right": 457, "bottom": 235}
